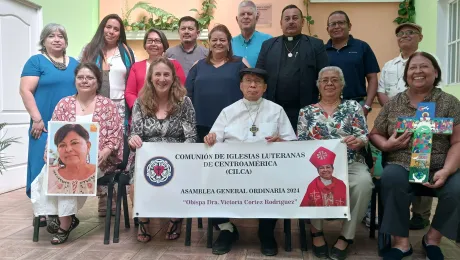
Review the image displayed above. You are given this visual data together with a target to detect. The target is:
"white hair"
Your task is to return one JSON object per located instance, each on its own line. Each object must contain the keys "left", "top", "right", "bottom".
{"left": 316, "top": 66, "right": 346, "bottom": 88}
{"left": 39, "top": 23, "right": 68, "bottom": 53}
{"left": 238, "top": 0, "right": 257, "bottom": 14}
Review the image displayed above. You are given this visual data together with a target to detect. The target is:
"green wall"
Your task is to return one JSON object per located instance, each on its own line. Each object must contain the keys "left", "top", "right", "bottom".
{"left": 32, "top": 0, "right": 99, "bottom": 57}
{"left": 415, "top": 0, "right": 460, "bottom": 97}
{"left": 415, "top": 0, "right": 437, "bottom": 54}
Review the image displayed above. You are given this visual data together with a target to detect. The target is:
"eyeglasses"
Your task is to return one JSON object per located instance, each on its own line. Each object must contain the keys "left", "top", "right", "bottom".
{"left": 76, "top": 75, "right": 96, "bottom": 81}
{"left": 396, "top": 30, "right": 420, "bottom": 37}
{"left": 243, "top": 78, "right": 264, "bottom": 85}
{"left": 328, "top": 20, "right": 348, "bottom": 28}
{"left": 319, "top": 78, "right": 341, "bottom": 85}
{"left": 146, "top": 38, "right": 162, "bottom": 45}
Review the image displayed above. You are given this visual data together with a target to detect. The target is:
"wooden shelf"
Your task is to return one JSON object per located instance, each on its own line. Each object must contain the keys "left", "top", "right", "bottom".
{"left": 126, "top": 29, "right": 209, "bottom": 41}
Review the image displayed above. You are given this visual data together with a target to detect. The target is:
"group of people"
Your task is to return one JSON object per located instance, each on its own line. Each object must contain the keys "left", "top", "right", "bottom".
{"left": 20, "top": 1, "right": 460, "bottom": 260}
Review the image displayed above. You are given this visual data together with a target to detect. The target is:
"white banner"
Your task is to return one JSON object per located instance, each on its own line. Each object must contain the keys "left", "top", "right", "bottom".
{"left": 133, "top": 139, "right": 350, "bottom": 219}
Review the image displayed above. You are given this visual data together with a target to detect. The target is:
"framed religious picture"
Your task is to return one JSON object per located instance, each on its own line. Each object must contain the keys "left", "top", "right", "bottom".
{"left": 45, "top": 121, "right": 99, "bottom": 196}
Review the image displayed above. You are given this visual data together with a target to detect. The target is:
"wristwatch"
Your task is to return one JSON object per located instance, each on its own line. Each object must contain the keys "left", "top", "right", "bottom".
{"left": 363, "top": 104, "right": 372, "bottom": 112}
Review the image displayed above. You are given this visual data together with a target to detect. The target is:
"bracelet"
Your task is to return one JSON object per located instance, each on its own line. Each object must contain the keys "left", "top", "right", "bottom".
{"left": 32, "top": 118, "right": 43, "bottom": 123}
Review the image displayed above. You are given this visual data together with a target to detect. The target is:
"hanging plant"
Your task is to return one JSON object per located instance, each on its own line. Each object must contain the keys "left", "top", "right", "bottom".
{"left": 121, "top": 1, "right": 179, "bottom": 31}
{"left": 303, "top": 0, "right": 318, "bottom": 37}
{"left": 394, "top": 0, "right": 416, "bottom": 24}
{"left": 190, "top": 0, "right": 217, "bottom": 31}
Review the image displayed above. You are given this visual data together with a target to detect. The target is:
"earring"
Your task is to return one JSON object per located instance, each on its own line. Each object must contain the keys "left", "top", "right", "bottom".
{"left": 86, "top": 154, "right": 90, "bottom": 164}
{"left": 58, "top": 158, "right": 65, "bottom": 168}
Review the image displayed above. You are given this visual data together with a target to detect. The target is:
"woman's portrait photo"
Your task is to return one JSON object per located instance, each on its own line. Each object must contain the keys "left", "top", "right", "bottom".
{"left": 46, "top": 122, "right": 99, "bottom": 196}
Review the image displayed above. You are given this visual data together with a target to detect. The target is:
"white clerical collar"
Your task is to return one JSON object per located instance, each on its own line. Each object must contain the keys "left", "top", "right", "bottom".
{"left": 320, "top": 177, "right": 332, "bottom": 186}
{"left": 243, "top": 98, "right": 263, "bottom": 106}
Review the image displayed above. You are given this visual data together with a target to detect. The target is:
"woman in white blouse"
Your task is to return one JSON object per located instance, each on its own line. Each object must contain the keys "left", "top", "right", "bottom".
{"left": 79, "top": 14, "right": 134, "bottom": 217}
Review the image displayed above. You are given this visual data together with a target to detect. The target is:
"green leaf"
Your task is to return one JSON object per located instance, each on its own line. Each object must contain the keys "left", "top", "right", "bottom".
{"left": 398, "top": 9, "right": 407, "bottom": 15}
{"left": 408, "top": 10, "right": 416, "bottom": 16}
{"left": 306, "top": 15, "right": 312, "bottom": 21}
{"left": 399, "top": 2, "right": 406, "bottom": 8}
{"left": 309, "top": 20, "right": 315, "bottom": 25}
{"left": 393, "top": 17, "right": 403, "bottom": 24}
{"left": 190, "top": 8, "right": 198, "bottom": 12}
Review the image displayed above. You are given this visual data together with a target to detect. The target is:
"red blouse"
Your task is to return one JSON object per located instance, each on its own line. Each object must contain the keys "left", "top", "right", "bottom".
{"left": 125, "top": 59, "right": 186, "bottom": 109}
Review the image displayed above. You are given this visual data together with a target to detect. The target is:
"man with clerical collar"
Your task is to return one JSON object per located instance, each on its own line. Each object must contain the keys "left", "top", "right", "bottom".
{"left": 325, "top": 10, "right": 380, "bottom": 116}
{"left": 165, "top": 16, "right": 208, "bottom": 76}
{"left": 300, "top": 147, "right": 347, "bottom": 207}
{"left": 232, "top": 0, "right": 272, "bottom": 68}
{"left": 377, "top": 22, "right": 434, "bottom": 231}
{"left": 204, "top": 68, "right": 297, "bottom": 256}
{"left": 256, "top": 4, "right": 329, "bottom": 131}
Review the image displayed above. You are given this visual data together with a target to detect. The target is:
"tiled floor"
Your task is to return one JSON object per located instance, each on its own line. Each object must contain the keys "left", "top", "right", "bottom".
{"left": 0, "top": 188, "right": 459, "bottom": 259}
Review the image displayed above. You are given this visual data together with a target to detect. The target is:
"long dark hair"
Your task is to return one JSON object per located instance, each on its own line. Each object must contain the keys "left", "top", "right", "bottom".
{"left": 206, "top": 24, "right": 237, "bottom": 64}
{"left": 80, "top": 14, "right": 127, "bottom": 63}
{"left": 403, "top": 51, "right": 442, "bottom": 87}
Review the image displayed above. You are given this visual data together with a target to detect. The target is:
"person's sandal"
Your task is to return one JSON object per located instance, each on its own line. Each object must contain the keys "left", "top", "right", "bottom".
{"left": 137, "top": 219, "right": 152, "bottom": 243}
{"left": 311, "top": 231, "right": 329, "bottom": 259}
{"left": 329, "top": 236, "right": 353, "bottom": 260}
{"left": 47, "top": 217, "right": 60, "bottom": 234}
{"left": 166, "top": 219, "right": 183, "bottom": 240}
{"left": 50, "top": 215, "right": 80, "bottom": 245}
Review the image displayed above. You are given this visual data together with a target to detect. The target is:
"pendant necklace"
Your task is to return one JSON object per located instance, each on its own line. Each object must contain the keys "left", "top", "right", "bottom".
{"left": 76, "top": 96, "right": 94, "bottom": 112}
{"left": 318, "top": 99, "right": 340, "bottom": 116}
{"left": 284, "top": 40, "right": 300, "bottom": 58}
{"left": 243, "top": 100, "right": 262, "bottom": 136}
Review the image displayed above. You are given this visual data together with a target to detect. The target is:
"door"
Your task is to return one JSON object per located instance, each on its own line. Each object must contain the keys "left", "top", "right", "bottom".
{"left": 0, "top": 0, "right": 42, "bottom": 194}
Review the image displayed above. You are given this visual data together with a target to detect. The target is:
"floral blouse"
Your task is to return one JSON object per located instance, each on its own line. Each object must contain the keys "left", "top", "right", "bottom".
{"left": 297, "top": 100, "right": 369, "bottom": 164}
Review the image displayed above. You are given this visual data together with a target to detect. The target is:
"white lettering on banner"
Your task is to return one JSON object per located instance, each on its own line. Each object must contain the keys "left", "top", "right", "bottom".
{"left": 133, "top": 139, "right": 351, "bottom": 219}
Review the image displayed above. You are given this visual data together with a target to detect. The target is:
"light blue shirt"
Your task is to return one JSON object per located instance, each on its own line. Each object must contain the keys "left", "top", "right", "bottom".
{"left": 232, "top": 31, "right": 272, "bottom": 67}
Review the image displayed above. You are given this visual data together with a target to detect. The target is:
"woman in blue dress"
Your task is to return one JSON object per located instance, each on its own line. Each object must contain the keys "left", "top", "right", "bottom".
{"left": 19, "top": 23, "right": 79, "bottom": 226}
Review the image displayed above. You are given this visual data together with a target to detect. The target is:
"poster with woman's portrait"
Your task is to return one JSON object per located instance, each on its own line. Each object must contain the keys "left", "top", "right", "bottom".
{"left": 45, "top": 122, "right": 99, "bottom": 196}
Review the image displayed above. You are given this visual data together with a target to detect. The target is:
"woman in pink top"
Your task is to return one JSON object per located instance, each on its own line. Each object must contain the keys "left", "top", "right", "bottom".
{"left": 125, "top": 28, "right": 186, "bottom": 110}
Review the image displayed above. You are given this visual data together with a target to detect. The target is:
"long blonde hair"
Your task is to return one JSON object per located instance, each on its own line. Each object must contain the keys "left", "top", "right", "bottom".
{"left": 138, "top": 57, "right": 186, "bottom": 117}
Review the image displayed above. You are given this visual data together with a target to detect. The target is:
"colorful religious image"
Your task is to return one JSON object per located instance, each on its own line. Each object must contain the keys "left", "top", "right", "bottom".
{"left": 300, "top": 147, "right": 347, "bottom": 207}
{"left": 411, "top": 132, "right": 432, "bottom": 153}
{"left": 431, "top": 118, "right": 454, "bottom": 134}
{"left": 46, "top": 122, "right": 99, "bottom": 196}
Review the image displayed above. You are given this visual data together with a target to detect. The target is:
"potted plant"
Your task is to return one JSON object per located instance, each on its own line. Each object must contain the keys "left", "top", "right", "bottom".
{"left": 0, "top": 123, "right": 20, "bottom": 175}
{"left": 190, "top": 0, "right": 216, "bottom": 47}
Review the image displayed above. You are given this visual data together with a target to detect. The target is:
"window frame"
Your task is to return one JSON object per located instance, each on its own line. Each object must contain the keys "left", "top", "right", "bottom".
{"left": 447, "top": 0, "right": 459, "bottom": 84}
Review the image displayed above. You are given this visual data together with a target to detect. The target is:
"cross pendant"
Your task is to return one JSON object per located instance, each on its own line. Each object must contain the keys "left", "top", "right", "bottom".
{"left": 249, "top": 124, "right": 259, "bottom": 136}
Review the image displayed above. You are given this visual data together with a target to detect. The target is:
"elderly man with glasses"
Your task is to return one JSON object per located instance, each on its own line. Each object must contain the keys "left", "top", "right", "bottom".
{"left": 204, "top": 68, "right": 296, "bottom": 257}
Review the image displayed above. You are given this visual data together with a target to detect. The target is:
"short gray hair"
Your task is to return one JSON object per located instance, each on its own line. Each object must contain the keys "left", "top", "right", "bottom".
{"left": 238, "top": 0, "right": 257, "bottom": 14}
{"left": 316, "top": 66, "right": 346, "bottom": 88}
{"left": 39, "top": 23, "right": 68, "bottom": 53}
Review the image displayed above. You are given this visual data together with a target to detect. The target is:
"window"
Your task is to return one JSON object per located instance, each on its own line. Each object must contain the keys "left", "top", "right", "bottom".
{"left": 448, "top": 0, "right": 460, "bottom": 84}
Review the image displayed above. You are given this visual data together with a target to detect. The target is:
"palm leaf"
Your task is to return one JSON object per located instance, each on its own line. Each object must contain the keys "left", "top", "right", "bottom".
{"left": 0, "top": 123, "right": 20, "bottom": 175}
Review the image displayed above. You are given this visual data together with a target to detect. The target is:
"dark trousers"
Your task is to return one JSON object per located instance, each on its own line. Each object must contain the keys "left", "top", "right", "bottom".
{"left": 380, "top": 164, "right": 460, "bottom": 240}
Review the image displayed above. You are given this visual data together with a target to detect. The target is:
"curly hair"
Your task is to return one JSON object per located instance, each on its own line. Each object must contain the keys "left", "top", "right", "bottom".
{"left": 138, "top": 57, "right": 186, "bottom": 117}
